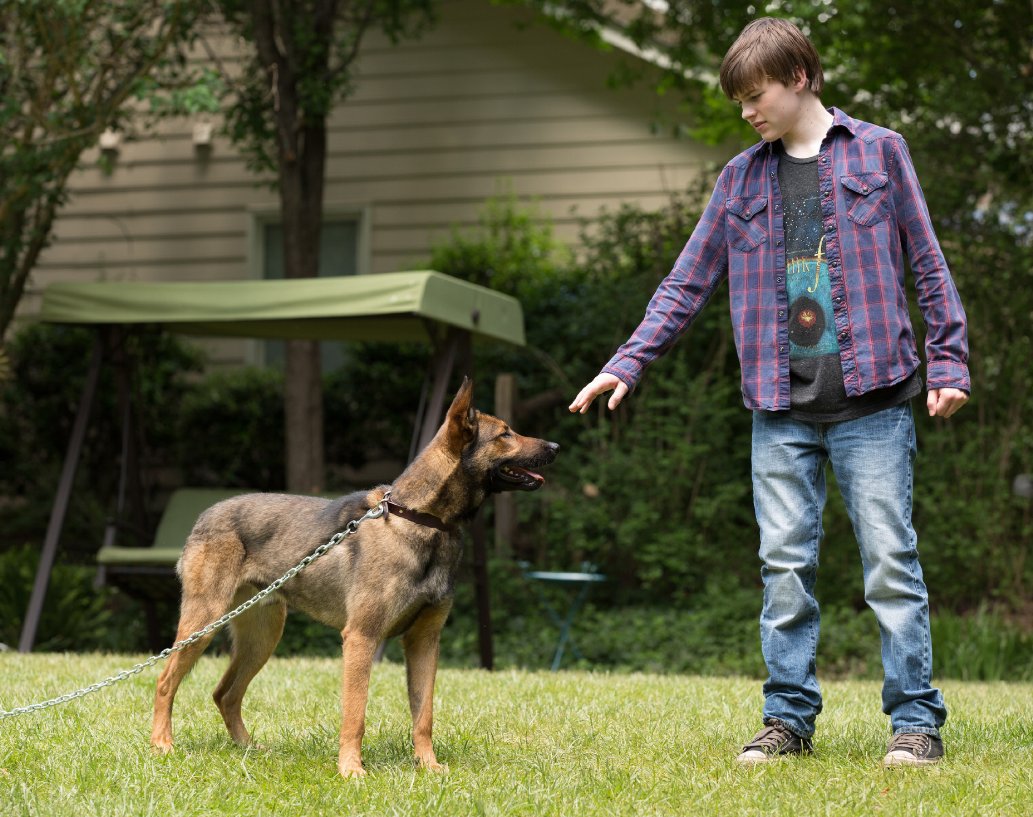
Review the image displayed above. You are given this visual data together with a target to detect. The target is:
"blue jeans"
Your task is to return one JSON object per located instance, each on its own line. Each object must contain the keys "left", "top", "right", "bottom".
{"left": 751, "top": 402, "right": 946, "bottom": 738}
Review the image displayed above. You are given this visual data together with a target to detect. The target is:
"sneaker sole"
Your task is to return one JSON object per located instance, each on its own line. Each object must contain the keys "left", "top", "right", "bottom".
{"left": 736, "top": 750, "right": 776, "bottom": 764}
{"left": 736, "top": 749, "right": 807, "bottom": 764}
{"left": 883, "top": 751, "right": 942, "bottom": 767}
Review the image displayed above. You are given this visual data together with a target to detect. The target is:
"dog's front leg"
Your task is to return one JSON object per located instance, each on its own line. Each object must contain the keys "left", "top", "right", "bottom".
{"left": 338, "top": 626, "right": 379, "bottom": 778}
{"left": 401, "top": 604, "right": 452, "bottom": 773}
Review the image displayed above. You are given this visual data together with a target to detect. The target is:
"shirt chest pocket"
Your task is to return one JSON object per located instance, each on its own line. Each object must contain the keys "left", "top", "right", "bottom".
{"left": 726, "top": 195, "right": 768, "bottom": 251}
{"left": 840, "top": 172, "right": 890, "bottom": 226}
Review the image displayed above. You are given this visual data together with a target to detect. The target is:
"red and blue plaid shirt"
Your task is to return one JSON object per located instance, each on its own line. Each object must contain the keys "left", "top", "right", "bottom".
{"left": 603, "top": 108, "right": 970, "bottom": 411}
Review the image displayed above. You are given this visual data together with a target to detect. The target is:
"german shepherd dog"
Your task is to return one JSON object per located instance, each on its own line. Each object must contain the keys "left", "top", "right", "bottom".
{"left": 150, "top": 378, "right": 558, "bottom": 777}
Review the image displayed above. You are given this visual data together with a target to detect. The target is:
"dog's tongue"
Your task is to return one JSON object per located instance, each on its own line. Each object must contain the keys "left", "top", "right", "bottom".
{"left": 514, "top": 466, "right": 545, "bottom": 485}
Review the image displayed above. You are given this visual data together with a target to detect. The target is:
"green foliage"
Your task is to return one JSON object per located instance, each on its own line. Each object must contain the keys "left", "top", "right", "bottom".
{"left": 0, "top": 324, "right": 203, "bottom": 555}
{"left": 0, "top": 544, "right": 142, "bottom": 652}
{"left": 137, "top": 67, "right": 224, "bottom": 117}
{"left": 517, "top": 1, "right": 1032, "bottom": 211}
{"left": 931, "top": 607, "right": 1033, "bottom": 681}
{"left": 218, "top": 0, "right": 436, "bottom": 175}
{"left": 323, "top": 341, "right": 427, "bottom": 471}
{"left": 176, "top": 367, "right": 287, "bottom": 491}
{"left": 0, "top": 0, "right": 210, "bottom": 340}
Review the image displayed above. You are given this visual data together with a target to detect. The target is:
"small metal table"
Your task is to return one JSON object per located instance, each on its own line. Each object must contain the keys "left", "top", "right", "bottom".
{"left": 519, "top": 562, "right": 607, "bottom": 670}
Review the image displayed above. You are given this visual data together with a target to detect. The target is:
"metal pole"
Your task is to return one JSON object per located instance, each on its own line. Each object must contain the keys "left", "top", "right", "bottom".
{"left": 19, "top": 333, "right": 104, "bottom": 652}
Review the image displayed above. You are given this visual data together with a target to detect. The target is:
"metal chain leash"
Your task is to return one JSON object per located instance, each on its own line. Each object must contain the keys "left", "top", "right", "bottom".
{"left": 0, "top": 504, "right": 385, "bottom": 721}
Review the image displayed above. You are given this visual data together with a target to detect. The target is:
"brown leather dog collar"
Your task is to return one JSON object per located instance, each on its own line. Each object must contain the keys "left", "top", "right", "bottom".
{"left": 379, "top": 494, "right": 452, "bottom": 532}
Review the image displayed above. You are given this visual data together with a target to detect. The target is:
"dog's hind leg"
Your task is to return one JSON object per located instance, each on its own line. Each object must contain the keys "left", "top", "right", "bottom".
{"left": 212, "top": 591, "right": 287, "bottom": 747}
{"left": 151, "top": 543, "right": 242, "bottom": 754}
{"left": 151, "top": 593, "right": 230, "bottom": 753}
{"left": 401, "top": 603, "right": 452, "bottom": 773}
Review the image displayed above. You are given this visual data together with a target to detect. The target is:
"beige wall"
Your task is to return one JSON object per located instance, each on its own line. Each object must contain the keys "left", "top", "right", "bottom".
{"left": 26, "top": 0, "right": 725, "bottom": 361}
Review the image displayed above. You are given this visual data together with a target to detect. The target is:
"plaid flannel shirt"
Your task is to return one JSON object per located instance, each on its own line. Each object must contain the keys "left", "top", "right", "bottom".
{"left": 603, "top": 108, "right": 970, "bottom": 411}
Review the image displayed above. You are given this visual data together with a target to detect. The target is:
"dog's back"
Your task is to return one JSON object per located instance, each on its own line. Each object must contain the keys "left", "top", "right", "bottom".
{"left": 176, "top": 489, "right": 380, "bottom": 620}
{"left": 180, "top": 490, "right": 372, "bottom": 568}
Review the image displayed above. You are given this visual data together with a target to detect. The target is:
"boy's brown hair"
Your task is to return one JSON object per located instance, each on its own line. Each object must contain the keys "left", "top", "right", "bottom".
{"left": 719, "top": 17, "right": 824, "bottom": 100}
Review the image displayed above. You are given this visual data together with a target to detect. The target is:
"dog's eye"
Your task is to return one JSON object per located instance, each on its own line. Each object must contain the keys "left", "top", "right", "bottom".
{"left": 498, "top": 431, "right": 512, "bottom": 439}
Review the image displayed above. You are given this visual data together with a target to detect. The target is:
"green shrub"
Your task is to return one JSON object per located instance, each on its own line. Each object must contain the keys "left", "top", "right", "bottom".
{"left": 0, "top": 544, "right": 144, "bottom": 652}
{"left": 931, "top": 606, "right": 1033, "bottom": 681}
{"left": 0, "top": 324, "right": 202, "bottom": 557}
{"left": 176, "top": 366, "right": 286, "bottom": 491}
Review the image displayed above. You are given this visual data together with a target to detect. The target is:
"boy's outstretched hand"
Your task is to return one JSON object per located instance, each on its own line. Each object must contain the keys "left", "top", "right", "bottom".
{"left": 569, "top": 373, "right": 629, "bottom": 414}
{"left": 927, "top": 388, "right": 968, "bottom": 418}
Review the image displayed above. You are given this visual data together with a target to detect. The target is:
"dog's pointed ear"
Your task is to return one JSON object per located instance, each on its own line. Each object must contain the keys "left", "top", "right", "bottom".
{"left": 445, "top": 377, "right": 477, "bottom": 454}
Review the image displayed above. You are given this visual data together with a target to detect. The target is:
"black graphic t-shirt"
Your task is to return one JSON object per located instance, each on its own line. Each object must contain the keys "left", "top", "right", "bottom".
{"left": 779, "top": 152, "right": 920, "bottom": 421}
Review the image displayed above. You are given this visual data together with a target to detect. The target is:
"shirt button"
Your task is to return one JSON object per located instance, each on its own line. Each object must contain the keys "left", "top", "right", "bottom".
{"left": 779, "top": 345, "right": 786, "bottom": 353}
{"left": 778, "top": 310, "right": 785, "bottom": 317}
{"left": 839, "top": 331, "right": 848, "bottom": 340}
{"left": 776, "top": 276, "right": 784, "bottom": 284}
{"left": 776, "top": 239, "right": 783, "bottom": 246}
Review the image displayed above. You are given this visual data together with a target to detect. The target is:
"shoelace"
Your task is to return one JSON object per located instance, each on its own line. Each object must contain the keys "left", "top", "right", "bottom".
{"left": 888, "top": 733, "right": 930, "bottom": 754}
{"left": 748, "top": 724, "right": 795, "bottom": 749}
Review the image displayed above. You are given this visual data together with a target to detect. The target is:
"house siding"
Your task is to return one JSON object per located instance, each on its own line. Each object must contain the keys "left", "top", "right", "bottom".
{"left": 27, "top": 0, "right": 726, "bottom": 362}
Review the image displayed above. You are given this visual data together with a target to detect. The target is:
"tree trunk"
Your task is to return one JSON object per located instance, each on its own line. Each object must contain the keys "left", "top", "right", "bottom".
{"left": 275, "top": 73, "right": 328, "bottom": 492}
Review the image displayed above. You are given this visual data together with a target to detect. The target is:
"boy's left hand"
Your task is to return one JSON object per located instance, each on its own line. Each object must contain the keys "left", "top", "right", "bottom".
{"left": 927, "top": 388, "right": 968, "bottom": 418}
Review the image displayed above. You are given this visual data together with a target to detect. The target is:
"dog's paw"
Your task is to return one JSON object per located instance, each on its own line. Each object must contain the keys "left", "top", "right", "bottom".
{"left": 338, "top": 761, "right": 367, "bottom": 779}
{"left": 150, "top": 740, "right": 174, "bottom": 756}
{"left": 242, "top": 740, "right": 269, "bottom": 752}
{"left": 418, "top": 758, "right": 449, "bottom": 774}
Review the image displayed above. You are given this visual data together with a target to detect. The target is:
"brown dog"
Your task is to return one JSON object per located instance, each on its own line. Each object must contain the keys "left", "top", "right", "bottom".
{"left": 150, "top": 378, "right": 558, "bottom": 777}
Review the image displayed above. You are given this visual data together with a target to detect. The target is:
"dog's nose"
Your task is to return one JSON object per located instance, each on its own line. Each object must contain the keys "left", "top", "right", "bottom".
{"left": 546, "top": 441, "right": 560, "bottom": 454}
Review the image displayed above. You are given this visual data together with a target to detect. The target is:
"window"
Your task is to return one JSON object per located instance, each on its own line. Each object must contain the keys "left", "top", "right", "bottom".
{"left": 252, "top": 209, "right": 368, "bottom": 370}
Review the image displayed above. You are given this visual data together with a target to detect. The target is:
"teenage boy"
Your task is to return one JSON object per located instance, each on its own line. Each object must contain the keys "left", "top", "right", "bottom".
{"left": 569, "top": 17, "right": 969, "bottom": 767}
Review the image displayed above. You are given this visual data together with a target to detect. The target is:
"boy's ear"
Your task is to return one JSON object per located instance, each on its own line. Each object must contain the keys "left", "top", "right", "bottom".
{"left": 445, "top": 377, "right": 477, "bottom": 454}
{"left": 792, "top": 67, "right": 809, "bottom": 92}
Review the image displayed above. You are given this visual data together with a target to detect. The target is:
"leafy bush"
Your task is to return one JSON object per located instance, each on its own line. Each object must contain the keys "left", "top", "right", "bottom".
{"left": 0, "top": 324, "right": 202, "bottom": 557}
{"left": 0, "top": 544, "right": 143, "bottom": 652}
{"left": 176, "top": 366, "right": 286, "bottom": 491}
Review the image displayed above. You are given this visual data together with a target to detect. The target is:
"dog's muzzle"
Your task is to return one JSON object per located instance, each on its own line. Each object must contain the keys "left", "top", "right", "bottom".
{"left": 490, "top": 442, "right": 559, "bottom": 492}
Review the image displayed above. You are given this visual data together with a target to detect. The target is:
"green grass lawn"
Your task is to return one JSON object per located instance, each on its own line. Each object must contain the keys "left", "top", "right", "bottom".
{"left": 1, "top": 653, "right": 1031, "bottom": 816}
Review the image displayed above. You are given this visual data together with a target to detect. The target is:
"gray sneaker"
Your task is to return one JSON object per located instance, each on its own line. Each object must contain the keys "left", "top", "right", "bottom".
{"left": 883, "top": 732, "right": 944, "bottom": 767}
{"left": 736, "top": 722, "right": 814, "bottom": 764}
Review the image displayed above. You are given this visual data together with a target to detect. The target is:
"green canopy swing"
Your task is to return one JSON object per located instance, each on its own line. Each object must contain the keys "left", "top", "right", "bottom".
{"left": 18, "top": 271, "right": 525, "bottom": 669}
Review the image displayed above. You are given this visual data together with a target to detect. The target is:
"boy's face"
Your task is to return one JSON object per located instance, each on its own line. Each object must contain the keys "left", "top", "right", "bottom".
{"left": 734, "top": 75, "right": 807, "bottom": 143}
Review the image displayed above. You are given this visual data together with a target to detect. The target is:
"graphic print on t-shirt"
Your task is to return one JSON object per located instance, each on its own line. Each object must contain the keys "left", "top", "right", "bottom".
{"left": 787, "top": 235, "right": 838, "bottom": 357}
{"left": 784, "top": 193, "right": 838, "bottom": 359}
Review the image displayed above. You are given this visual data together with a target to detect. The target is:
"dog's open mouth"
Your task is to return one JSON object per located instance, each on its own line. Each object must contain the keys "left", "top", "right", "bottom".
{"left": 492, "top": 463, "right": 546, "bottom": 492}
